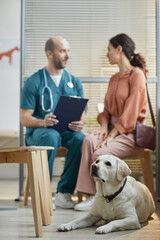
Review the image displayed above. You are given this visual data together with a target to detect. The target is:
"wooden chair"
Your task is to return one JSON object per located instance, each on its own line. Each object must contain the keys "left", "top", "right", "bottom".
{"left": 23, "top": 146, "right": 68, "bottom": 206}
{"left": 125, "top": 149, "right": 155, "bottom": 198}
{"left": 0, "top": 146, "right": 54, "bottom": 237}
{"left": 56, "top": 146, "right": 68, "bottom": 158}
{"left": 78, "top": 148, "right": 155, "bottom": 203}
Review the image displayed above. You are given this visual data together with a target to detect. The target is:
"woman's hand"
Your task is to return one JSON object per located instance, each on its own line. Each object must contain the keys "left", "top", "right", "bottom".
{"left": 44, "top": 114, "right": 59, "bottom": 127}
{"left": 97, "top": 127, "right": 119, "bottom": 149}
{"left": 91, "top": 121, "right": 108, "bottom": 139}
{"left": 91, "top": 128, "right": 108, "bottom": 139}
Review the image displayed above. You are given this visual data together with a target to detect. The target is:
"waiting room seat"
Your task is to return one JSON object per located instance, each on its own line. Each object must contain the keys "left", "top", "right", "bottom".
{"left": 77, "top": 148, "right": 155, "bottom": 203}
{"left": 123, "top": 148, "right": 155, "bottom": 200}
{"left": 0, "top": 146, "right": 54, "bottom": 237}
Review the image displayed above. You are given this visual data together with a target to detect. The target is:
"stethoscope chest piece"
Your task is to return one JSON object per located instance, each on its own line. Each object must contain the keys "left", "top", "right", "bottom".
{"left": 67, "top": 82, "right": 73, "bottom": 88}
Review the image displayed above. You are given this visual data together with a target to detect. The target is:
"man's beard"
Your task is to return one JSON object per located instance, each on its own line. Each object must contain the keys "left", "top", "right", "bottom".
{"left": 53, "top": 57, "right": 67, "bottom": 69}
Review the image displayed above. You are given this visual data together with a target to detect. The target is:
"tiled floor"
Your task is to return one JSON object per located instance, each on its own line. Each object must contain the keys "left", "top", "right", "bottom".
{"left": 0, "top": 178, "right": 160, "bottom": 240}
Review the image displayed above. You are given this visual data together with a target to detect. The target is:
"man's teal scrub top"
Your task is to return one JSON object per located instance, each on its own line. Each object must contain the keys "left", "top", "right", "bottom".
{"left": 20, "top": 68, "right": 84, "bottom": 135}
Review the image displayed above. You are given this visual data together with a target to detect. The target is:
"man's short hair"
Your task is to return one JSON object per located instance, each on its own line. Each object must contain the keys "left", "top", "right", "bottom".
{"left": 45, "top": 38, "right": 56, "bottom": 53}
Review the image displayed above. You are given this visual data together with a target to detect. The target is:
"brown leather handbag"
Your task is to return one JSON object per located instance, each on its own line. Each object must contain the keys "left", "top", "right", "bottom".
{"left": 135, "top": 83, "right": 156, "bottom": 151}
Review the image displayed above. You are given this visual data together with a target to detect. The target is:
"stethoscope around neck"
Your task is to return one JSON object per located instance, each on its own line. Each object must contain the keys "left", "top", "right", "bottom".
{"left": 42, "top": 68, "right": 74, "bottom": 112}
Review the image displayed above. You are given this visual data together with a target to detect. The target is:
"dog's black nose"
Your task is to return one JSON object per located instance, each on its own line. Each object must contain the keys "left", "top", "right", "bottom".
{"left": 91, "top": 164, "right": 98, "bottom": 177}
{"left": 92, "top": 164, "right": 98, "bottom": 171}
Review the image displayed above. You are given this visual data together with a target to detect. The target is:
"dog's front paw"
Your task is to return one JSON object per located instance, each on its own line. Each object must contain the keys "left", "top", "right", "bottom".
{"left": 95, "top": 225, "right": 110, "bottom": 234}
{"left": 58, "top": 223, "right": 76, "bottom": 232}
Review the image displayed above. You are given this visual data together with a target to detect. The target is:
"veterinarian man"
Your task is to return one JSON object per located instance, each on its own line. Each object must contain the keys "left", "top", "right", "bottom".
{"left": 20, "top": 36, "right": 86, "bottom": 209}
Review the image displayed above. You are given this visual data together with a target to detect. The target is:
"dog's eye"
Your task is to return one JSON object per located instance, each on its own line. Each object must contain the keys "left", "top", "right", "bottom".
{"left": 96, "top": 160, "right": 99, "bottom": 164}
{"left": 105, "top": 161, "right": 111, "bottom": 166}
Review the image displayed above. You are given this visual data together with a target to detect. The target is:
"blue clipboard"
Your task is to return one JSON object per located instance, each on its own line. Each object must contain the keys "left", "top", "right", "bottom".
{"left": 50, "top": 96, "right": 89, "bottom": 131}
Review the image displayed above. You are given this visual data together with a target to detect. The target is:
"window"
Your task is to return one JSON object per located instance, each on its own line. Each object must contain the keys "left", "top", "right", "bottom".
{"left": 23, "top": 0, "right": 156, "bottom": 132}
{"left": 24, "top": 0, "right": 156, "bottom": 78}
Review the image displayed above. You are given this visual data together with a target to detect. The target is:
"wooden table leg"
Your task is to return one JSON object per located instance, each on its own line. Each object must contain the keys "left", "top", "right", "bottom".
{"left": 36, "top": 150, "right": 51, "bottom": 225}
{"left": 42, "top": 150, "right": 54, "bottom": 216}
{"left": 27, "top": 151, "right": 42, "bottom": 237}
{"left": 23, "top": 169, "right": 29, "bottom": 206}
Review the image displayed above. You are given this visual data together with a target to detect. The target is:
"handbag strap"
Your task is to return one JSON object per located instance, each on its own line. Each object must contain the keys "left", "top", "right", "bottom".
{"left": 146, "top": 83, "right": 156, "bottom": 127}
{"left": 129, "top": 69, "right": 156, "bottom": 128}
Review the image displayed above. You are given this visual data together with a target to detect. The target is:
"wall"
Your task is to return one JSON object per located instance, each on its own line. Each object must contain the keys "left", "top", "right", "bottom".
{"left": 0, "top": 0, "right": 20, "bottom": 179}
{"left": 0, "top": 0, "right": 20, "bottom": 132}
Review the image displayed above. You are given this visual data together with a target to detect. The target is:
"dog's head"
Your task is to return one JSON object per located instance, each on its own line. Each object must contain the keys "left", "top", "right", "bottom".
{"left": 91, "top": 155, "right": 131, "bottom": 183}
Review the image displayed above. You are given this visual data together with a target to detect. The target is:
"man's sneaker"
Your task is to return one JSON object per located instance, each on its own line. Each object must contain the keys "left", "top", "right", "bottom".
{"left": 74, "top": 196, "right": 95, "bottom": 211}
{"left": 54, "top": 192, "right": 76, "bottom": 209}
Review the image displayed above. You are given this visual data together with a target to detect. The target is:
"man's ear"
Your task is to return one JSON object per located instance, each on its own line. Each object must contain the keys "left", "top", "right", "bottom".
{"left": 46, "top": 50, "right": 53, "bottom": 59}
{"left": 116, "top": 159, "right": 131, "bottom": 181}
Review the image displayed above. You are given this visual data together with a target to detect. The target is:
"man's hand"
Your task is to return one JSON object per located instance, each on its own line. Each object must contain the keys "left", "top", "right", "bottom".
{"left": 44, "top": 114, "right": 59, "bottom": 127}
{"left": 68, "top": 120, "right": 84, "bottom": 132}
{"left": 68, "top": 110, "right": 86, "bottom": 132}
{"left": 20, "top": 109, "right": 59, "bottom": 128}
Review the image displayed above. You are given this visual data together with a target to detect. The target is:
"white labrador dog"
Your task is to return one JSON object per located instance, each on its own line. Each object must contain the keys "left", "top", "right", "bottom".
{"left": 58, "top": 155, "right": 155, "bottom": 234}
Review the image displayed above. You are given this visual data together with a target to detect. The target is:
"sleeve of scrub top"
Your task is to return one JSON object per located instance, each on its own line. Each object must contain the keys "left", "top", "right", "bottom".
{"left": 77, "top": 78, "right": 89, "bottom": 114}
{"left": 20, "top": 76, "right": 37, "bottom": 110}
{"left": 75, "top": 78, "right": 84, "bottom": 98}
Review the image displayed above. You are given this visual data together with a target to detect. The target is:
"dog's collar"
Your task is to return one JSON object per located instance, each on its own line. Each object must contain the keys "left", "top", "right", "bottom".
{"left": 103, "top": 177, "right": 127, "bottom": 203}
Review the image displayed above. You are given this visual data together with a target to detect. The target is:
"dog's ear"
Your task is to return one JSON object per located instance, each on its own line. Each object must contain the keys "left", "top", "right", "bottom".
{"left": 116, "top": 159, "right": 131, "bottom": 181}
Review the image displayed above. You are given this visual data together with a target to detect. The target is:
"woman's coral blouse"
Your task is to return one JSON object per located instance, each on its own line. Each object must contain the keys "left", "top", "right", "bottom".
{"left": 97, "top": 67, "right": 148, "bottom": 134}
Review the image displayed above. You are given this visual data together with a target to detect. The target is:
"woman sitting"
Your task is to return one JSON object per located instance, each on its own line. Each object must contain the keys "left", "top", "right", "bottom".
{"left": 75, "top": 33, "right": 148, "bottom": 211}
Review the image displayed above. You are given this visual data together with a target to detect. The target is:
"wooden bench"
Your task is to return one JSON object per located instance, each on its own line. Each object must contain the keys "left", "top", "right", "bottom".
{"left": 0, "top": 146, "right": 54, "bottom": 237}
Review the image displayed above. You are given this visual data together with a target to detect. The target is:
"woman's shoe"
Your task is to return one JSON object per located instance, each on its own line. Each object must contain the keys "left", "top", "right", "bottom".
{"left": 74, "top": 196, "right": 95, "bottom": 211}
